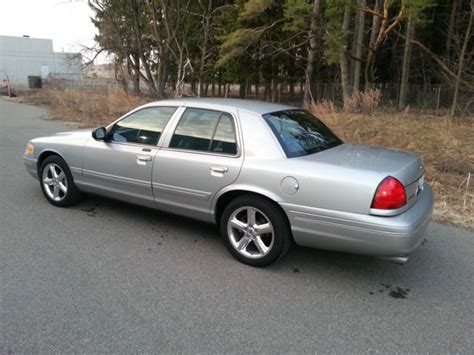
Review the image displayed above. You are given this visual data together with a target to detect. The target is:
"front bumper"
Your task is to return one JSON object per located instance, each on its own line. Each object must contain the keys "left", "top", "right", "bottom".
{"left": 23, "top": 155, "right": 38, "bottom": 179}
{"left": 280, "top": 185, "right": 433, "bottom": 257}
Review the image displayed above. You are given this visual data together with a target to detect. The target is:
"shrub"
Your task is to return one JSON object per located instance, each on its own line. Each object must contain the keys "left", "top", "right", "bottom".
{"left": 310, "top": 99, "right": 338, "bottom": 116}
{"left": 344, "top": 89, "right": 381, "bottom": 115}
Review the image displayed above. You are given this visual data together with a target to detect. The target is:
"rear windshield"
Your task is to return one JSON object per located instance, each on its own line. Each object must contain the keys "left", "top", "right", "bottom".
{"left": 262, "top": 110, "right": 342, "bottom": 158}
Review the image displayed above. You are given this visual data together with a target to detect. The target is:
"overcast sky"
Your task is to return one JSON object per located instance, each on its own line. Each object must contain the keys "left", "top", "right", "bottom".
{"left": 0, "top": 0, "right": 99, "bottom": 56}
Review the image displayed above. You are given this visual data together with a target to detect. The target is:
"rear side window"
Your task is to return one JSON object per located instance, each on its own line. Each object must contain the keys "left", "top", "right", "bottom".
{"left": 111, "top": 107, "right": 176, "bottom": 145}
{"left": 211, "top": 115, "right": 237, "bottom": 154}
{"left": 262, "top": 110, "right": 342, "bottom": 158}
{"left": 169, "top": 108, "right": 237, "bottom": 155}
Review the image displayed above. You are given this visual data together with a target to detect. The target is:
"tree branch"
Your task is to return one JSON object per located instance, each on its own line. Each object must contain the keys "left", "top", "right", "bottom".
{"left": 357, "top": 7, "right": 385, "bottom": 19}
{"left": 395, "top": 30, "right": 474, "bottom": 90}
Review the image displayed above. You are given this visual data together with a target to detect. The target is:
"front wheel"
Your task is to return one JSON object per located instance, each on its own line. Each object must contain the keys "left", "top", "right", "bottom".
{"left": 39, "top": 155, "right": 82, "bottom": 207}
{"left": 220, "top": 195, "right": 292, "bottom": 267}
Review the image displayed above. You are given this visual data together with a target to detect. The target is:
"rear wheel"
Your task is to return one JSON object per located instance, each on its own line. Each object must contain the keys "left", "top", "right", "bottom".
{"left": 39, "top": 155, "right": 82, "bottom": 207}
{"left": 220, "top": 195, "right": 292, "bottom": 267}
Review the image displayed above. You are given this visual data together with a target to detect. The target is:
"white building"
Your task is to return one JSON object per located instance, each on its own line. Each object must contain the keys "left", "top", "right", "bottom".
{"left": 0, "top": 35, "right": 83, "bottom": 85}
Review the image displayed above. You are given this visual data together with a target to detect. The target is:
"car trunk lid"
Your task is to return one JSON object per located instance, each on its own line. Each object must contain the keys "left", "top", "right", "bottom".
{"left": 297, "top": 143, "right": 424, "bottom": 186}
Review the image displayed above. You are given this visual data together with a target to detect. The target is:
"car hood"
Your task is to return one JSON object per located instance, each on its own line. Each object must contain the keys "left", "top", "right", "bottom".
{"left": 297, "top": 143, "right": 423, "bottom": 185}
{"left": 31, "top": 128, "right": 93, "bottom": 147}
{"left": 53, "top": 128, "right": 93, "bottom": 138}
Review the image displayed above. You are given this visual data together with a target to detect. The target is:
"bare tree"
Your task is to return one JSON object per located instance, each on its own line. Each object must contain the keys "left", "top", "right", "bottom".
{"left": 353, "top": 0, "right": 366, "bottom": 92}
{"left": 397, "top": 32, "right": 474, "bottom": 91}
{"left": 451, "top": 0, "right": 474, "bottom": 117}
{"left": 398, "top": 13, "right": 414, "bottom": 110}
{"left": 130, "top": 0, "right": 159, "bottom": 97}
{"left": 89, "top": 0, "right": 146, "bottom": 96}
{"left": 340, "top": 3, "right": 352, "bottom": 109}
{"left": 445, "top": 0, "right": 459, "bottom": 60}
{"left": 364, "top": 0, "right": 405, "bottom": 89}
{"left": 161, "top": 0, "right": 193, "bottom": 98}
{"left": 303, "top": 0, "right": 322, "bottom": 108}
{"left": 128, "top": 53, "right": 140, "bottom": 95}
{"left": 197, "top": 0, "right": 213, "bottom": 97}
{"left": 365, "top": 0, "right": 382, "bottom": 91}
{"left": 146, "top": 0, "right": 170, "bottom": 97}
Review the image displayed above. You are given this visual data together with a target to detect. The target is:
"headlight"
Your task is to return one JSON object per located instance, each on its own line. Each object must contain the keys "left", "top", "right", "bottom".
{"left": 25, "top": 143, "right": 34, "bottom": 155}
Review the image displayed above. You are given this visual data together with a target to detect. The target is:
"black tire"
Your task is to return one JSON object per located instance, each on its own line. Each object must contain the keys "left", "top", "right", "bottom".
{"left": 220, "top": 194, "right": 292, "bottom": 267}
{"left": 39, "top": 155, "right": 82, "bottom": 207}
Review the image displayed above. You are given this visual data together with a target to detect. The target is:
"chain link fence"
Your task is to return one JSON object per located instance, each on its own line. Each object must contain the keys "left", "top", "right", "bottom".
{"left": 45, "top": 77, "right": 471, "bottom": 113}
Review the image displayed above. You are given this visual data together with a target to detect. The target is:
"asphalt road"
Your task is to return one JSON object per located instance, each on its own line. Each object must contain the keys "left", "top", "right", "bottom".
{"left": 1, "top": 99, "right": 473, "bottom": 353}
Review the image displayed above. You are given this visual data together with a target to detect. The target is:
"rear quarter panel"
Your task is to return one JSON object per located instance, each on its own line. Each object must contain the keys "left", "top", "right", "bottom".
{"left": 236, "top": 158, "right": 382, "bottom": 214}
{"left": 220, "top": 111, "right": 384, "bottom": 216}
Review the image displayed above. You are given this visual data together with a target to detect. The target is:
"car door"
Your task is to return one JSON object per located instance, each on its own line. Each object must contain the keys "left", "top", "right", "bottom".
{"left": 153, "top": 107, "right": 244, "bottom": 221}
{"left": 81, "top": 106, "right": 178, "bottom": 207}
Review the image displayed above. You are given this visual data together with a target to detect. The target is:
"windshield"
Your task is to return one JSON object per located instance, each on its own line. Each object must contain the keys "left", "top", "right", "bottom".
{"left": 262, "top": 110, "right": 342, "bottom": 158}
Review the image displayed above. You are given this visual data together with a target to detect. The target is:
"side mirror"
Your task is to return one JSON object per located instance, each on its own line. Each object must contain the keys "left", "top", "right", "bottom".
{"left": 92, "top": 127, "right": 107, "bottom": 141}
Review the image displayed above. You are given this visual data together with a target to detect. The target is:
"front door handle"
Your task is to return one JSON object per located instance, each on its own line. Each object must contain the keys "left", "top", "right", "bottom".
{"left": 137, "top": 155, "right": 152, "bottom": 161}
{"left": 137, "top": 155, "right": 152, "bottom": 165}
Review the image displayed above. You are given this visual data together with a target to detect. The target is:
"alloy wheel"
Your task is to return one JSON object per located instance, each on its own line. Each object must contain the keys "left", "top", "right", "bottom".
{"left": 227, "top": 206, "right": 274, "bottom": 259}
{"left": 42, "top": 163, "right": 68, "bottom": 201}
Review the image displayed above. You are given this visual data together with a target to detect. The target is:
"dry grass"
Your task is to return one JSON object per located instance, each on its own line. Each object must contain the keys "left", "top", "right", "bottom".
{"left": 343, "top": 89, "right": 382, "bottom": 115}
{"left": 21, "top": 87, "right": 148, "bottom": 127}
{"left": 20, "top": 87, "right": 473, "bottom": 229}
{"left": 312, "top": 103, "right": 474, "bottom": 230}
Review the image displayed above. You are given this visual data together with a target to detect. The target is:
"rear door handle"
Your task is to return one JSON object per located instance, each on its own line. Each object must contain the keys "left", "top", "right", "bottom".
{"left": 210, "top": 166, "right": 228, "bottom": 173}
{"left": 210, "top": 166, "right": 228, "bottom": 176}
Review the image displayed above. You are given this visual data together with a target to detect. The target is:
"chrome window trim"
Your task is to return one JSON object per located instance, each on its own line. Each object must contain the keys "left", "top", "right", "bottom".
{"left": 162, "top": 147, "right": 242, "bottom": 158}
{"left": 160, "top": 106, "right": 242, "bottom": 158}
{"left": 94, "top": 140, "right": 161, "bottom": 150}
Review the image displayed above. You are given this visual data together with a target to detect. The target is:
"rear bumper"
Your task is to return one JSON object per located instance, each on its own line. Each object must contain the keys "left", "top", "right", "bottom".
{"left": 280, "top": 184, "right": 433, "bottom": 257}
{"left": 23, "top": 155, "right": 38, "bottom": 179}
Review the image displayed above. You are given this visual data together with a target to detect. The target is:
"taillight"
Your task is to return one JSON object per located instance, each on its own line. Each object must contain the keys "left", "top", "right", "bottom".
{"left": 371, "top": 176, "right": 406, "bottom": 210}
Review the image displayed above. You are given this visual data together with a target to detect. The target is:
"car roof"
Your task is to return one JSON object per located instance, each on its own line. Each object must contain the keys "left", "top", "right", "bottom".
{"left": 144, "top": 98, "right": 296, "bottom": 115}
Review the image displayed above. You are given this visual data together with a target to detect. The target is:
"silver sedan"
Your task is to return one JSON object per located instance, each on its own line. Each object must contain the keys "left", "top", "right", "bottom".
{"left": 23, "top": 99, "right": 433, "bottom": 266}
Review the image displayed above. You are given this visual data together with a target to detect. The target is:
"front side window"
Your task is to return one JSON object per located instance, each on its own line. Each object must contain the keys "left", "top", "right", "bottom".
{"left": 262, "top": 110, "right": 342, "bottom": 158}
{"left": 169, "top": 108, "right": 237, "bottom": 155}
{"left": 110, "top": 107, "right": 176, "bottom": 145}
